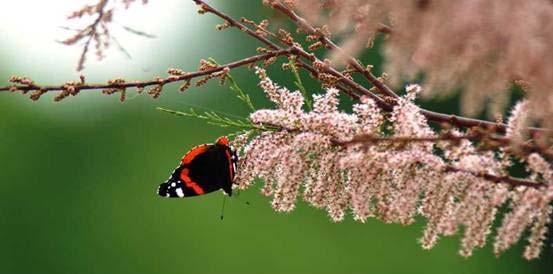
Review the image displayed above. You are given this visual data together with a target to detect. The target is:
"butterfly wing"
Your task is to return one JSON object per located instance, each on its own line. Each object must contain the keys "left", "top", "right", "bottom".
{"left": 157, "top": 164, "right": 205, "bottom": 198}
{"left": 157, "top": 140, "right": 235, "bottom": 198}
{"left": 212, "top": 136, "right": 236, "bottom": 195}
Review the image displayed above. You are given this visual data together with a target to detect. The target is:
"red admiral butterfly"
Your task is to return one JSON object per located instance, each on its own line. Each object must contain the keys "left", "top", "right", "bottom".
{"left": 157, "top": 136, "right": 238, "bottom": 198}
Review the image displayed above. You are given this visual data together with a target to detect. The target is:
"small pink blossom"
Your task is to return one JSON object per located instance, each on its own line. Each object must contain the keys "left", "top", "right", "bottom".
{"left": 506, "top": 100, "right": 529, "bottom": 144}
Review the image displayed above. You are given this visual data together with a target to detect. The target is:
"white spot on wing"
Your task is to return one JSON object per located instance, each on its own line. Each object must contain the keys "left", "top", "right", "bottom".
{"left": 176, "top": 188, "right": 185, "bottom": 198}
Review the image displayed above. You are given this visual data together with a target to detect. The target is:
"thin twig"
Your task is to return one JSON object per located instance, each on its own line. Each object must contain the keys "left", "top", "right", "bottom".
{"left": 252, "top": 118, "right": 547, "bottom": 189}
{"left": 194, "top": 0, "right": 281, "bottom": 50}
{"left": 444, "top": 166, "right": 543, "bottom": 189}
{"left": 333, "top": 134, "right": 546, "bottom": 189}
{"left": 61, "top": 0, "right": 110, "bottom": 71}
{"left": 269, "top": 1, "right": 399, "bottom": 99}
{"left": 0, "top": 48, "right": 295, "bottom": 95}
{"left": 340, "top": 133, "right": 477, "bottom": 146}
{"left": 289, "top": 58, "right": 312, "bottom": 110}
{"left": 194, "top": 0, "right": 364, "bottom": 102}
{"left": 340, "top": 131, "right": 553, "bottom": 161}
{"left": 157, "top": 107, "right": 262, "bottom": 130}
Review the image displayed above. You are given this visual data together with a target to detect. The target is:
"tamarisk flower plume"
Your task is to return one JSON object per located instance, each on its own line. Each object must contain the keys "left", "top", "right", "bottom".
{"left": 233, "top": 68, "right": 553, "bottom": 259}
{"left": 284, "top": 0, "right": 553, "bottom": 126}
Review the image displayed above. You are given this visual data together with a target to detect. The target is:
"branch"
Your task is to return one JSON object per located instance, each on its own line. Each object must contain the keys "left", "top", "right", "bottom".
{"left": 61, "top": 0, "right": 151, "bottom": 71}
{"left": 444, "top": 166, "right": 543, "bottom": 189}
{"left": 334, "top": 134, "right": 545, "bottom": 189}
{"left": 269, "top": 1, "right": 400, "bottom": 99}
{"left": 339, "top": 134, "right": 478, "bottom": 146}
{"left": 194, "top": 0, "right": 389, "bottom": 107}
{"left": 61, "top": 0, "right": 110, "bottom": 71}
{"left": 268, "top": 0, "right": 550, "bottom": 136}
{"left": 252, "top": 120, "right": 547, "bottom": 189}
{"left": 194, "top": 0, "right": 280, "bottom": 50}
{"left": 193, "top": 0, "right": 364, "bottom": 102}
{"left": 157, "top": 107, "right": 265, "bottom": 130}
{"left": 339, "top": 131, "right": 553, "bottom": 162}
{"left": 0, "top": 48, "right": 295, "bottom": 100}
{"left": 337, "top": 136, "right": 549, "bottom": 189}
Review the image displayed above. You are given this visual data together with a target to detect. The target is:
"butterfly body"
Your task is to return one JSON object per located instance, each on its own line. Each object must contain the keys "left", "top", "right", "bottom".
{"left": 157, "top": 136, "right": 237, "bottom": 198}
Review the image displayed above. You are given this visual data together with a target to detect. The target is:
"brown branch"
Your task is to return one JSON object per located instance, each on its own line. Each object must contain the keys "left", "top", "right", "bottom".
{"left": 340, "top": 133, "right": 478, "bottom": 146}
{"left": 260, "top": 121, "right": 546, "bottom": 189}
{"left": 61, "top": 0, "right": 150, "bottom": 71}
{"left": 332, "top": 132, "right": 548, "bottom": 188}
{"left": 194, "top": 0, "right": 391, "bottom": 107}
{"left": 0, "top": 48, "right": 295, "bottom": 99}
{"left": 340, "top": 130, "right": 553, "bottom": 162}
{"left": 194, "top": 0, "right": 323, "bottom": 91}
{"left": 269, "top": 1, "right": 399, "bottom": 99}
{"left": 61, "top": 0, "right": 110, "bottom": 71}
{"left": 335, "top": 135, "right": 546, "bottom": 189}
{"left": 194, "top": 0, "right": 366, "bottom": 102}
{"left": 289, "top": 46, "right": 389, "bottom": 107}
{"left": 268, "top": 0, "right": 550, "bottom": 136}
{"left": 194, "top": 0, "right": 280, "bottom": 50}
{"left": 444, "top": 166, "right": 543, "bottom": 189}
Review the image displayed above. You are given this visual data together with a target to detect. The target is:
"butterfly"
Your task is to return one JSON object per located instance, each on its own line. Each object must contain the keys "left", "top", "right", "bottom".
{"left": 157, "top": 136, "right": 238, "bottom": 198}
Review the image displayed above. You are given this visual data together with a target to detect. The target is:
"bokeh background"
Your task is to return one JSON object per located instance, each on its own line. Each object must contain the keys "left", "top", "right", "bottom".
{"left": 0, "top": 1, "right": 551, "bottom": 273}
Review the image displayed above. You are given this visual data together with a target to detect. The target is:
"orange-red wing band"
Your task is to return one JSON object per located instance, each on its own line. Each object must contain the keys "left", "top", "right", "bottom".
{"left": 216, "top": 136, "right": 229, "bottom": 146}
{"left": 180, "top": 168, "right": 205, "bottom": 195}
{"left": 181, "top": 145, "right": 209, "bottom": 165}
{"left": 225, "top": 149, "right": 234, "bottom": 179}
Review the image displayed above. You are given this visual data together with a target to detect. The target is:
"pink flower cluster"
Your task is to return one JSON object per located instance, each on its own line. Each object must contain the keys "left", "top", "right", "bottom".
{"left": 232, "top": 69, "right": 553, "bottom": 259}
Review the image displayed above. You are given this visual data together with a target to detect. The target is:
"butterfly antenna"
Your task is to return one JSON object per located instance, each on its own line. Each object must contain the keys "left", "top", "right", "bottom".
{"left": 219, "top": 195, "right": 227, "bottom": 220}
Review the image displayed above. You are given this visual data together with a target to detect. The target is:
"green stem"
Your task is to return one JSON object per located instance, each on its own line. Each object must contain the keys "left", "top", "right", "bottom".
{"left": 289, "top": 59, "right": 312, "bottom": 110}
{"left": 157, "top": 107, "right": 269, "bottom": 131}
{"left": 225, "top": 74, "right": 256, "bottom": 111}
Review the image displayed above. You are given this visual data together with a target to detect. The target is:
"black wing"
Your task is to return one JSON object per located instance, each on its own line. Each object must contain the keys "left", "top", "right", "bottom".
{"left": 157, "top": 144, "right": 233, "bottom": 198}
{"left": 186, "top": 144, "right": 233, "bottom": 196}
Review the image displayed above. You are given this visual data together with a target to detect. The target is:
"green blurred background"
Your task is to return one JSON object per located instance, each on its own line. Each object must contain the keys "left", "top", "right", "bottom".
{"left": 0, "top": 1, "right": 551, "bottom": 273}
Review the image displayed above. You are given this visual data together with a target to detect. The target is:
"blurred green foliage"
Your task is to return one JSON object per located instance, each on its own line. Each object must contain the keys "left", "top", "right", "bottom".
{"left": 0, "top": 1, "right": 551, "bottom": 273}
